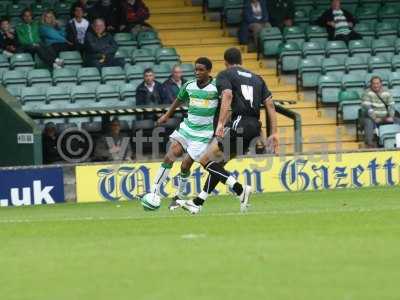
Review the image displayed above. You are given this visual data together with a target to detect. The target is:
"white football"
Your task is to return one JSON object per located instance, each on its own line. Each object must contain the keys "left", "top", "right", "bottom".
{"left": 140, "top": 193, "right": 161, "bottom": 211}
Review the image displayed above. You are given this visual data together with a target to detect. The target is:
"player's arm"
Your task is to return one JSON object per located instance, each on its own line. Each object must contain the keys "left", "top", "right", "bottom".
{"left": 157, "top": 84, "right": 188, "bottom": 125}
{"left": 264, "top": 96, "right": 279, "bottom": 154}
{"left": 215, "top": 89, "right": 233, "bottom": 138}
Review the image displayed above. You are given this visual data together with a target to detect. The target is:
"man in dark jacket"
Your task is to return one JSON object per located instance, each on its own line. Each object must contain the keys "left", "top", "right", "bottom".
{"left": 42, "top": 122, "right": 62, "bottom": 164}
{"left": 267, "top": 0, "right": 294, "bottom": 28}
{"left": 163, "top": 65, "right": 187, "bottom": 104}
{"left": 89, "top": 0, "right": 119, "bottom": 32}
{"left": 136, "top": 68, "right": 167, "bottom": 105}
{"left": 0, "top": 17, "right": 19, "bottom": 56}
{"left": 118, "top": 0, "right": 152, "bottom": 34}
{"left": 66, "top": 5, "right": 89, "bottom": 52}
{"left": 316, "top": 0, "right": 362, "bottom": 43}
{"left": 84, "top": 18, "right": 124, "bottom": 69}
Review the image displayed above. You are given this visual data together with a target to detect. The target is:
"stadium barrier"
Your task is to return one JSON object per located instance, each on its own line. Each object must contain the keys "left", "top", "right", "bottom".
{"left": 0, "top": 86, "right": 42, "bottom": 167}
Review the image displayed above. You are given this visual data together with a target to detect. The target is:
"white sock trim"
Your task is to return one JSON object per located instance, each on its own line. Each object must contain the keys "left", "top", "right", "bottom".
{"left": 226, "top": 176, "right": 237, "bottom": 188}
{"left": 198, "top": 191, "right": 209, "bottom": 200}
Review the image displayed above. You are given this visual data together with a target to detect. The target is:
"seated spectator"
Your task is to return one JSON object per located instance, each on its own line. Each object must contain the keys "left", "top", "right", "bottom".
{"left": 136, "top": 68, "right": 167, "bottom": 105}
{"left": 361, "top": 76, "right": 399, "bottom": 148}
{"left": 266, "top": 0, "right": 294, "bottom": 28}
{"left": 66, "top": 5, "right": 90, "bottom": 52}
{"left": 239, "top": 0, "right": 270, "bottom": 47}
{"left": 118, "top": 0, "right": 152, "bottom": 34}
{"left": 84, "top": 18, "right": 124, "bottom": 69}
{"left": 94, "top": 119, "right": 132, "bottom": 161}
{"left": 16, "top": 8, "right": 64, "bottom": 69}
{"left": 42, "top": 122, "right": 62, "bottom": 164}
{"left": 0, "top": 17, "right": 19, "bottom": 57}
{"left": 163, "top": 65, "right": 187, "bottom": 104}
{"left": 40, "top": 10, "right": 73, "bottom": 54}
{"left": 90, "top": 0, "right": 119, "bottom": 32}
{"left": 316, "top": 0, "right": 362, "bottom": 43}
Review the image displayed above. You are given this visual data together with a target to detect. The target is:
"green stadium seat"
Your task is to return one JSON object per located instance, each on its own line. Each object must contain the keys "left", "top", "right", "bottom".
{"left": 294, "top": 8, "right": 309, "bottom": 26}
{"left": 379, "top": 5, "right": 400, "bottom": 22}
{"left": 70, "top": 85, "right": 97, "bottom": 104}
{"left": 345, "top": 56, "right": 369, "bottom": 75}
{"left": 115, "top": 46, "right": 136, "bottom": 64}
{"left": 156, "top": 48, "right": 180, "bottom": 65}
{"left": 368, "top": 55, "right": 392, "bottom": 73}
{"left": 354, "top": 22, "right": 375, "bottom": 41}
{"left": 180, "top": 63, "right": 195, "bottom": 78}
{"left": 96, "top": 84, "right": 121, "bottom": 106}
{"left": 21, "top": 86, "right": 47, "bottom": 111}
{"left": 356, "top": 6, "right": 379, "bottom": 24}
{"left": 260, "top": 27, "right": 283, "bottom": 56}
{"left": 348, "top": 39, "right": 372, "bottom": 60}
{"left": 10, "top": 53, "right": 34, "bottom": 70}
{"left": 298, "top": 57, "right": 322, "bottom": 88}
{"left": 342, "top": 72, "right": 367, "bottom": 96}
{"left": 325, "top": 40, "right": 349, "bottom": 61}
{"left": 132, "top": 48, "right": 156, "bottom": 66}
{"left": 223, "top": 0, "right": 244, "bottom": 26}
{"left": 338, "top": 90, "right": 361, "bottom": 122}
{"left": 45, "top": 86, "right": 71, "bottom": 110}
{"left": 77, "top": 67, "right": 101, "bottom": 87}
{"left": 31, "top": 2, "right": 51, "bottom": 17}
{"left": 375, "top": 21, "right": 398, "bottom": 40}
{"left": 302, "top": 41, "right": 325, "bottom": 59}
{"left": 293, "top": 0, "right": 314, "bottom": 8}
{"left": 283, "top": 26, "right": 306, "bottom": 45}
{"left": 318, "top": 74, "right": 342, "bottom": 104}
{"left": 341, "top": 0, "right": 358, "bottom": 15}
{"left": 114, "top": 33, "right": 138, "bottom": 47}
{"left": 0, "top": 53, "right": 10, "bottom": 69}
{"left": 278, "top": 41, "right": 302, "bottom": 73}
{"left": 59, "top": 51, "right": 83, "bottom": 68}
{"left": 101, "top": 66, "right": 126, "bottom": 84}
{"left": 378, "top": 124, "right": 400, "bottom": 148}
{"left": 309, "top": 7, "right": 326, "bottom": 23}
{"left": 119, "top": 83, "right": 137, "bottom": 105}
{"left": 8, "top": 4, "right": 26, "bottom": 18}
{"left": 372, "top": 38, "right": 395, "bottom": 57}
{"left": 207, "top": 0, "right": 224, "bottom": 10}
{"left": 27, "top": 69, "right": 52, "bottom": 87}
{"left": 389, "top": 71, "right": 400, "bottom": 88}
{"left": 153, "top": 63, "right": 172, "bottom": 81}
{"left": 137, "top": 31, "right": 161, "bottom": 49}
{"left": 322, "top": 57, "right": 346, "bottom": 77}
{"left": 6, "top": 86, "right": 21, "bottom": 102}
{"left": 305, "top": 25, "right": 328, "bottom": 43}
{"left": 3, "top": 69, "right": 27, "bottom": 87}
{"left": 53, "top": 68, "right": 78, "bottom": 87}
{"left": 53, "top": 2, "right": 70, "bottom": 16}
{"left": 125, "top": 64, "right": 144, "bottom": 83}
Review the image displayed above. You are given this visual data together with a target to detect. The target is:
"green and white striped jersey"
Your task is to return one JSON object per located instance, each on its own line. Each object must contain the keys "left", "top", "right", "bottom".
{"left": 176, "top": 79, "right": 219, "bottom": 144}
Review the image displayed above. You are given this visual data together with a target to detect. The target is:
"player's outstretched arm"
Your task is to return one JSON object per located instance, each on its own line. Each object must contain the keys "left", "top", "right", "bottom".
{"left": 157, "top": 99, "right": 182, "bottom": 125}
{"left": 215, "top": 89, "right": 233, "bottom": 137}
{"left": 264, "top": 96, "right": 279, "bottom": 154}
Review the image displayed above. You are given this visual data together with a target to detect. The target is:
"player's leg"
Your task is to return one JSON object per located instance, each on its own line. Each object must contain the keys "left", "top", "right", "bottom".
{"left": 169, "top": 154, "right": 194, "bottom": 210}
{"left": 151, "top": 140, "right": 184, "bottom": 195}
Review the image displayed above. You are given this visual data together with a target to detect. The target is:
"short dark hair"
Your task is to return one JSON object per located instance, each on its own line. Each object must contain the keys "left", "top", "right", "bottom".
{"left": 195, "top": 57, "right": 212, "bottom": 70}
{"left": 0, "top": 17, "right": 10, "bottom": 23}
{"left": 21, "top": 8, "right": 33, "bottom": 18}
{"left": 144, "top": 68, "right": 154, "bottom": 75}
{"left": 224, "top": 47, "right": 242, "bottom": 65}
{"left": 370, "top": 76, "right": 382, "bottom": 84}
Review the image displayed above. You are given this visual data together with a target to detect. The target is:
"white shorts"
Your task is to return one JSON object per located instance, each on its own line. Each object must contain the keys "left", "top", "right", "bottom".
{"left": 170, "top": 130, "right": 209, "bottom": 162}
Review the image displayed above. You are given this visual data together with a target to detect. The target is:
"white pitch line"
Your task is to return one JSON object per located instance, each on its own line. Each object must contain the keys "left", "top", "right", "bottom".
{"left": 0, "top": 206, "right": 400, "bottom": 225}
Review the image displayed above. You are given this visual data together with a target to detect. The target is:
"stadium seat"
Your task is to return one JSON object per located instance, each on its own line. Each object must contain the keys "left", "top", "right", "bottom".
{"left": 294, "top": 8, "right": 309, "bottom": 26}
{"left": 318, "top": 74, "right": 342, "bottom": 105}
{"left": 389, "top": 71, "right": 400, "bottom": 88}
{"left": 96, "top": 84, "right": 121, "bottom": 106}
{"left": 114, "top": 32, "right": 138, "bottom": 47}
{"left": 31, "top": 2, "right": 51, "bottom": 17}
{"left": 342, "top": 72, "right": 367, "bottom": 96}
{"left": 3, "top": 69, "right": 27, "bottom": 87}
{"left": 375, "top": 22, "right": 398, "bottom": 40}
{"left": 115, "top": 46, "right": 136, "bottom": 64}
{"left": 125, "top": 64, "right": 145, "bottom": 84}
{"left": 45, "top": 86, "right": 71, "bottom": 110}
{"left": 207, "top": 0, "right": 224, "bottom": 9}
{"left": 53, "top": 2, "right": 70, "bottom": 17}
{"left": 325, "top": 40, "right": 349, "bottom": 61}
{"left": 6, "top": 86, "right": 22, "bottom": 102}
{"left": 223, "top": 0, "right": 244, "bottom": 26}
{"left": 309, "top": 7, "right": 326, "bottom": 23}
{"left": 0, "top": 53, "right": 10, "bottom": 70}
{"left": 101, "top": 66, "right": 126, "bottom": 85}
{"left": 338, "top": 90, "right": 361, "bottom": 122}
{"left": 368, "top": 56, "right": 392, "bottom": 73}
{"left": 131, "top": 48, "right": 156, "bottom": 66}
{"left": 77, "top": 67, "right": 101, "bottom": 87}
{"left": 348, "top": 39, "right": 372, "bottom": 60}
{"left": 322, "top": 57, "right": 346, "bottom": 77}
{"left": 378, "top": 5, "right": 400, "bottom": 21}
{"left": 27, "top": 69, "right": 52, "bottom": 87}
{"left": 356, "top": 6, "right": 379, "bottom": 25}
{"left": 378, "top": 124, "right": 400, "bottom": 148}
{"left": 59, "top": 51, "right": 83, "bottom": 68}
{"left": 354, "top": 22, "right": 375, "bottom": 42}
{"left": 278, "top": 41, "right": 302, "bottom": 72}
{"left": 372, "top": 39, "right": 395, "bottom": 57}
{"left": 302, "top": 41, "right": 325, "bottom": 59}
{"left": 260, "top": 27, "right": 283, "bottom": 56}
{"left": 180, "top": 63, "right": 195, "bottom": 78}
{"left": 283, "top": 26, "right": 306, "bottom": 46}
{"left": 21, "top": 86, "right": 47, "bottom": 111}
{"left": 137, "top": 31, "right": 161, "bottom": 49}
{"left": 305, "top": 25, "right": 328, "bottom": 43}
{"left": 119, "top": 83, "right": 137, "bottom": 105}
{"left": 345, "top": 56, "right": 368, "bottom": 75}
{"left": 53, "top": 68, "right": 78, "bottom": 87}
{"left": 156, "top": 48, "right": 180, "bottom": 65}
{"left": 297, "top": 57, "right": 322, "bottom": 88}
{"left": 153, "top": 63, "right": 172, "bottom": 81}
{"left": 10, "top": 53, "right": 35, "bottom": 70}
{"left": 8, "top": 4, "right": 26, "bottom": 18}
{"left": 70, "top": 85, "right": 97, "bottom": 106}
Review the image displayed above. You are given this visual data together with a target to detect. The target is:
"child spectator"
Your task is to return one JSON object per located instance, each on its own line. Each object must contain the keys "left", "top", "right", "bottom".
{"left": 66, "top": 5, "right": 90, "bottom": 51}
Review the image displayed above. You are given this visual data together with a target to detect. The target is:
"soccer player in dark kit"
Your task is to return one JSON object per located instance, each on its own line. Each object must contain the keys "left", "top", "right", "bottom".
{"left": 176, "top": 47, "right": 279, "bottom": 214}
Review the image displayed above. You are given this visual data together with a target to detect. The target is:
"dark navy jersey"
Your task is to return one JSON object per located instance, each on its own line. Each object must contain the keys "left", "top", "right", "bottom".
{"left": 216, "top": 66, "right": 272, "bottom": 120}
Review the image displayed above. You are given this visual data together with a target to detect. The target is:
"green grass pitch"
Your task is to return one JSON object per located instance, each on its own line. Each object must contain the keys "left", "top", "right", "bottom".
{"left": 1, "top": 186, "right": 400, "bottom": 300}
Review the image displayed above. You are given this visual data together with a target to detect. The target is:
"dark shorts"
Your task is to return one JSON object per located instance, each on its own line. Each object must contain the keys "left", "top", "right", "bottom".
{"left": 218, "top": 116, "right": 261, "bottom": 159}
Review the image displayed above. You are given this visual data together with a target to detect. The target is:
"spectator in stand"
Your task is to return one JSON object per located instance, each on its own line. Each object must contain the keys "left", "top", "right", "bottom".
{"left": 70, "top": 0, "right": 92, "bottom": 18}
{"left": 361, "top": 76, "right": 399, "bottom": 148}
{"left": 118, "top": 0, "right": 152, "bottom": 34}
{"left": 66, "top": 5, "right": 90, "bottom": 52}
{"left": 40, "top": 10, "right": 73, "bottom": 55}
{"left": 0, "top": 17, "right": 19, "bottom": 57}
{"left": 136, "top": 68, "right": 167, "bottom": 105}
{"left": 239, "top": 0, "right": 270, "bottom": 48}
{"left": 316, "top": 0, "right": 362, "bottom": 43}
{"left": 266, "top": 0, "right": 294, "bottom": 28}
{"left": 16, "top": 8, "right": 64, "bottom": 69}
{"left": 84, "top": 18, "right": 124, "bottom": 69}
{"left": 163, "top": 65, "right": 187, "bottom": 104}
{"left": 42, "top": 122, "right": 62, "bottom": 164}
{"left": 90, "top": 0, "right": 119, "bottom": 32}
{"left": 94, "top": 118, "right": 132, "bottom": 161}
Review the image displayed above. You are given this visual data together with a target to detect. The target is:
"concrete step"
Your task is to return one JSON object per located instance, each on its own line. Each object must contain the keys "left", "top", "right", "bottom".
{"left": 155, "top": 21, "right": 219, "bottom": 31}
{"left": 164, "top": 37, "right": 238, "bottom": 47}
{"left": 149, "top": 14, "right": 204, "bottom": 24}
{"left": 150, "top": 6, "right": 201, "bottom": 15}
{"left": 159, "top": 30, "right": 225, "bottom": 39}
